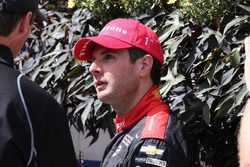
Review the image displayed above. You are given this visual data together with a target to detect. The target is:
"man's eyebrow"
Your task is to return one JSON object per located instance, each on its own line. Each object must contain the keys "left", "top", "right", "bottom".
{"left": 99, "top": 48, "right": 117, "bottom": 55}
{"left": 90, "top": 49, "right": 110, "bottom": 61}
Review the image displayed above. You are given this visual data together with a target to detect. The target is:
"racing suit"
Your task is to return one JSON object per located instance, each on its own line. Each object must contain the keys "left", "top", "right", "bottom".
{"left": 101, "top": 85, "right": 193, "bottom": 167}
{"left": 0, "top": 44, "right": 77, "bottom": 167}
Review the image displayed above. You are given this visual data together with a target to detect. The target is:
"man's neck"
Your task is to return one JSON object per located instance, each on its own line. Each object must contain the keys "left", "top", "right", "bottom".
{"left": 0, "top": 38, "right": 15, "bottom": 57}
{"left": 112, "top": 82, "right": 154, "bottom": 116}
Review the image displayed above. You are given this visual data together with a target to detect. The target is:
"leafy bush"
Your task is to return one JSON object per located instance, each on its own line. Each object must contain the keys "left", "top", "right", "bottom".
{"left": 17, "top": 0, "right": 250, "bottom": 166}
{"left": 177, "top": 0, "right": 247, "bottom": 23}
{"left": 158, "top": 8, "right": 249, "bottom": 166}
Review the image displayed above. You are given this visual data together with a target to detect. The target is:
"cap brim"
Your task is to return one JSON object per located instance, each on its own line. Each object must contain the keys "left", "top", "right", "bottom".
{"left": 74, "top": 35, "right": 133, "bottom": 61}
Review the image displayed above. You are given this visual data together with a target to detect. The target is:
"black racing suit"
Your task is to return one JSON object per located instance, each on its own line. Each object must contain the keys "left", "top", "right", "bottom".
{"left": 101, "top": 85, "right": 194, "bottom": 167}
{"left": 0, "top": 44, "right": 77, "bottom": 167}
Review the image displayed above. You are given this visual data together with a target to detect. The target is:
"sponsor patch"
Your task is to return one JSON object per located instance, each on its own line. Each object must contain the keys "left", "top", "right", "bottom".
{"left": 116, "top": 121, "right": 125, "bottom": 129}
{"left": 112, "top": 145, "right": 122, "bottom": 157}
{"left": 145, "top": 157, "right": 167, "bottom": 167}
{"left": 122, "top": 134, "right": 133, "bottom": 147}
{"left": 140, "top": 145, "right": 164, "bottom": 156}
{"left": 135, "top": 157, "right": 146, "bottom": 163}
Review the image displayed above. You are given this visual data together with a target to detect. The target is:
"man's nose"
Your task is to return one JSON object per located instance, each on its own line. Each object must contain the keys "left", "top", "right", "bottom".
{"left": 89, "top": 61, "right": 102, "bottom": 74}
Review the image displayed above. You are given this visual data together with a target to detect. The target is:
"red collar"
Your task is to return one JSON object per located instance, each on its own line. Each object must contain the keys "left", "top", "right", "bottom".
{"left": 113, "top": 85, "right": 168, "bottom": 132}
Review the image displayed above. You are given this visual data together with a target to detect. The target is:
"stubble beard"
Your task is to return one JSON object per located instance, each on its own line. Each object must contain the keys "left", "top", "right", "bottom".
{"left": 97, "top": 77, "right": 139, "bottom": 112}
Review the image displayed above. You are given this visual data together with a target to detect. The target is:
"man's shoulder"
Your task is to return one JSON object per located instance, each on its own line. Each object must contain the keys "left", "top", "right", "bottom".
{"left": 20, "top": 76, "right": 53, "bottom": 98}
{"left": 141, "top": 106, "right": 169, "bottom": 140}
{"left": 20, "top": 76, "right": 61, "bottom": 109}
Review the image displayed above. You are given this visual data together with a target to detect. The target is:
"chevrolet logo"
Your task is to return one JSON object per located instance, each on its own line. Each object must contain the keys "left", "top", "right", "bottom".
{"left": 140, "top": 145, "right": 164, "bottom": 155}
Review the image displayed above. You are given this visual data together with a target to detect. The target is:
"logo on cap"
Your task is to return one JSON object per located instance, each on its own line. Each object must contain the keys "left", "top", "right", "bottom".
{"left": 79, "top": 41, "right": 91, "bottom": 58}
{"left": 101, "top": 25, "right": 128, "bottom": 35}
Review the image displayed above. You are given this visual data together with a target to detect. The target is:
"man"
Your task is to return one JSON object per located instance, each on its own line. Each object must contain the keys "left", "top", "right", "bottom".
{"left": 74, "top": 18, "right": 193, "bottom": 166}
{"left": 0, "top": 0, "right": 77, "bottom": 166}
{"left": 238, "top": 36, "right": 250, "bottom": 167}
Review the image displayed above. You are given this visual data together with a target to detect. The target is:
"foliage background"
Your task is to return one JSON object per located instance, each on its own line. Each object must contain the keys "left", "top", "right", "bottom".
{"left": 17, "top": 0, "right": 250, "bottom": 166}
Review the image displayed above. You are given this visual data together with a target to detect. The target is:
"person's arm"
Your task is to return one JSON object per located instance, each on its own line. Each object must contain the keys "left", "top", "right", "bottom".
{"left": 239, "top": 36, "right": 250, "bottom": 167}
{"left": 37, "top": 97, "right": 77, "bottom": 167}
{"left": 20, "top": 77, "right": 77, "bottom": 167}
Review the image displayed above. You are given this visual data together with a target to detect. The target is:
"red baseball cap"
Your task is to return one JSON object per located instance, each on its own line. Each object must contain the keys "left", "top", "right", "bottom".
{"left": 73, "top": 18, "right": 164, "bottom": 65}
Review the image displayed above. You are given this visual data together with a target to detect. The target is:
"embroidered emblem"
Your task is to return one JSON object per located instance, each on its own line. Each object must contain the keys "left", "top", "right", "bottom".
{"left": 135, "top": 157, "right": 167, "bottom": 167}
{"left": 135, "top": 157, "right": 146, "bottom": 163}
{"left": 101, "top": 25, "right": 128, "bottom": 35}
{"left": 145, "top": 157, "right": 167, "bottom": 167}
{"left": 146, "top": 157, "right": 167, "bottom": 167}
{"left": 140, "top": 145, "right": 164, "bottom": 156}
{"left": 116, "top": 121, "right": 125, "bottom": 129}
{"left": 147, "top": 114, "right": 156, "bottom": 131}
{"left": 112, "top": 145, "right": 122, "bottom": 157}
{"left": 135, "top": 157, "right": 146, "bottom": 166}
{"left": 111, "top": 134, "right": 134, "bottom": 157}
{"left": 79, "top": 40, "right": 93, "bottom": 58}
{"left": 121, "top": 134, "right": 133, "bottom": 147}
{"left": 145, "top": 37, "right": 154, "bottom": 45}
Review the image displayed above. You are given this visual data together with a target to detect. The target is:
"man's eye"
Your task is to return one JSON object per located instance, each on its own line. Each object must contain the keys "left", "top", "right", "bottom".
{"left": 104, "top": 54, "right": 114, "bottom": 60}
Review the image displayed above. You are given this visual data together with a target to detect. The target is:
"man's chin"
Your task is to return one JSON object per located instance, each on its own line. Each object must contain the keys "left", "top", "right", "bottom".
{"left": 97, "top": 92, "right": 111, "bottom": 104}
{"left": 97, "top": 93, "right": 107, "bottom": 101}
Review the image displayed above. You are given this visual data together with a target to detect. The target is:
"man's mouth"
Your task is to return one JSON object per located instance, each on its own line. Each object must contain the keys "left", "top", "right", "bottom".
{"left": 94, "top": 80, "right": 107, "bottom": 90}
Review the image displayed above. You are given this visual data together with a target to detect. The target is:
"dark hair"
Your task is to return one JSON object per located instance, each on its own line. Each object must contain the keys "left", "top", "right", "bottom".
{"left": 127, "top": 47, "right": 162, "bottom": 85}
{"left": 0, "top": 12, "right": 35, "bottom": 36}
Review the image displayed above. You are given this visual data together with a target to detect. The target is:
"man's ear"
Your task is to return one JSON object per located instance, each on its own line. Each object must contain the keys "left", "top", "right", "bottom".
{"left": 137, "top": 54, "right": 153, "bottom": 77}
{"left": 18, "top": 11, "right": 33, "bottom": 34}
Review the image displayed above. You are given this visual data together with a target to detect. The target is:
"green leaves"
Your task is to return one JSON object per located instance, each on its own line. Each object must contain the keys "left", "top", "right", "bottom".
{"left": 158, "top": 10, "right": 185, "bottom": 42}
{"left": 223, "top": 15, "right": 249, "bottom": 36}
{"left": 157, "top": 5, "right": 247, "bottom": 165}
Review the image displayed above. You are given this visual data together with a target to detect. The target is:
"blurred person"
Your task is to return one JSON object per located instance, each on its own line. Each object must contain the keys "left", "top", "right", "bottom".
{"left": 74, "top": 18, "right": 194, "bottom": 167}
{"left": 239, "top": 36, "right": 250, "bottom": 167}
{"left": 0, "top": 0, "right": 77, "bottom": 166}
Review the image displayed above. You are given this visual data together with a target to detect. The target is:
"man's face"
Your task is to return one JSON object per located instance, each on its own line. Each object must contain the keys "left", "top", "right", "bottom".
{"left": 89, "top": 45, "right": 140, "bottom": 105}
